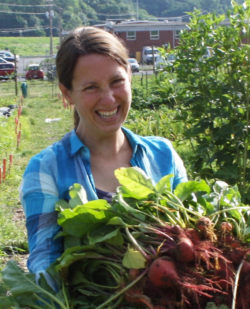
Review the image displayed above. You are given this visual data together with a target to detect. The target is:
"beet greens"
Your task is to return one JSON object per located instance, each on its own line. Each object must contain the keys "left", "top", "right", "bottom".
{"left": 0, "top": 167, "right": 249, "bottom": 309}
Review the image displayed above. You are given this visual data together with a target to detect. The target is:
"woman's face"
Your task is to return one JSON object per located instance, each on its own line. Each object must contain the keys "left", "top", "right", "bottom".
{"left": 61, "top": 53, "right": 132, "bottom": 139}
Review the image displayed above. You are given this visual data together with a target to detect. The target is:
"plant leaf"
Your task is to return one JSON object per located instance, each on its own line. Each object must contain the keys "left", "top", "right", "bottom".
{"left": 107, "top": 216, "right": 127, "bottom": 227}
{"left": 2, "top": 260, "right": 42, "bottom": 295}
{"left": 69, "top": 183, "right": 88, "bottom": 207}
{"left": 88, "top": 226, "right": 123, "bottom": 246}
{"left": 57, "top": 200, "right": 113, "bottom": 237}
{"left": 0, "top": 296, "right": 17, "bottom": 309}
{"left": 174, "top": 180, "right": 210, "bottom": 201}
{"left": 115, "top": 167, "right": 154, "bottom": 199}
{"left": 122, "top": 247, "right": 147, "bottom": 269}
{"left": 155, "top": 174, "right": 173, "bottom": 194}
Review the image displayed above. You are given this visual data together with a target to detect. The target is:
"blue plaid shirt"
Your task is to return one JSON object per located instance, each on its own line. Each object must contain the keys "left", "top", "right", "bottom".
{"left": 20, "top": 127, "right": 187, "bottom": 274}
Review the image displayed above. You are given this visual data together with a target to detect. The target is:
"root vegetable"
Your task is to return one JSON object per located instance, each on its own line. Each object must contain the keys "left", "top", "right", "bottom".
{"left": 175, "top": 236, "right": 195, "bottom": 263}
{"left": 196, "top": 217, "right": 217, "bottom": 242}
{"left": 148, "top": 258, "right": 180, "bottom": 288}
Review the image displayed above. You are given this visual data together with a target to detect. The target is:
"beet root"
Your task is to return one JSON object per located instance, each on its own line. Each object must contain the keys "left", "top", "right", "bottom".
{"left": 148, "top": 258, "right": 180, "bottom": 289}
{"left": 175, "top": 236, "right": 195, "bottom": 263}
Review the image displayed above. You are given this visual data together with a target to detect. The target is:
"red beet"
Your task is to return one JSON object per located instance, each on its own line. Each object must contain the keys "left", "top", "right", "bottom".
{"left": 175, "top": 236, "right": 195, "bottom": 263}
{"left": 186, "top": 228, "right": 201, "bottom": 245}
{"left": 220, "top": 221, "right": 233, "bottom": 233}
{"left": 237, "top": 260, "right": 250, "bottom": 309}
{"left": 148, "top": 258, "right": 180, "bottom": 288}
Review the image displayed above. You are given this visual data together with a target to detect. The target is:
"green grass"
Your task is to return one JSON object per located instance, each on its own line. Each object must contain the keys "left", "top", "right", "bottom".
{"left": 0, "top": 80, "right": 73, "bottom": 271}
{"left": 0, "top": 36, "right": 61, "bottom": 56}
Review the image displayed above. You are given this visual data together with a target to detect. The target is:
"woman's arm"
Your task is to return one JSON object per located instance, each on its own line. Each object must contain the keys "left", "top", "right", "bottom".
{"left": 21, "top": 192, "right": 63, "bottom": 273}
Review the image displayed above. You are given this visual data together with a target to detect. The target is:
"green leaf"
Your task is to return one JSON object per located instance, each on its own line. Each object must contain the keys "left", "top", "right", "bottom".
{"left": 2, "top": 260, "right": 41, "bottom": 295}
{"left": 174, "top": 180, "right": 210, "bottom": 201}
{"left": 155, "top": 174, "right": 173, "bottom": 194}
{"left": 113, "top": 189, "right": 146, "bottom": 221}
{"left": 88, "top": 226, "right": 122, "bottom": 246}
{"left": 107, "top": 216, "right": 127, "bottom": 227}
{"left": 115, "top": 167, "right": 154, "bottom": 199}
{"left": 205, "top": 302, "right": 229, "bottom": 309}
{"left": 69, "top": 183, "right": 88, "bottom": 207}
{"left": 122, "top": 247, "right": 146, "bottom": 269}
{"left": 57, "top": 200, "right": 113, "bottom": 237}
{"left": 56, "top": 199, "right": 72, "bottom": 211}
{"left": 105, "top": 230, "right": 124, "bottom": 246}
{"left": 1, "top": 260, "right": 67, "bottom": 309}
{"left": 56, "top": 246, "right": 104, "bottom": 272}
{"left": 213, "top": 180, "right": 229, "bottom": 194}
{"left": 0, "top": 296, "right": 17, "bottom": 308}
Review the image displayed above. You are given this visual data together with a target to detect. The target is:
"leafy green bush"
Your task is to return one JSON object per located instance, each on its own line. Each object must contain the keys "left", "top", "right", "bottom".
{"left": 157, "top": 2, "right": 249, "bottom": 202}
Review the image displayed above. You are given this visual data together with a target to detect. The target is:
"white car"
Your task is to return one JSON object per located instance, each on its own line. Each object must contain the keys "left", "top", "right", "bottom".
{"left": 0, "top": 57, "right": 9, "bottom": 63}
{"left": 155, "top": 54, "right": 176, "bottom": 70}
{"left": 0, "top": 50, "right": 19, "bottom": 62}
{"left": 128, "top": 58, "right": 140, "bottom": 72}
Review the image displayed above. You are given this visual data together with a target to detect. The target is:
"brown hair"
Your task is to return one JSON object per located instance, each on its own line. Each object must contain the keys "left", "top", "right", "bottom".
{"left": 56, "top": 26, "right": 129, "bottom": 128}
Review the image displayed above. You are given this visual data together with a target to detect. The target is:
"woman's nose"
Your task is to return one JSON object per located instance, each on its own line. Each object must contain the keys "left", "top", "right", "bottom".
{"left": 100, "top": 87, "right": 115, "bottom": 104}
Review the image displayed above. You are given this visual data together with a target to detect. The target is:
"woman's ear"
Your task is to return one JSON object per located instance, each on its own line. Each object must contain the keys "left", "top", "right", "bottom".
{"left": 59, "top": 83, "right": 73, "bottom": 105}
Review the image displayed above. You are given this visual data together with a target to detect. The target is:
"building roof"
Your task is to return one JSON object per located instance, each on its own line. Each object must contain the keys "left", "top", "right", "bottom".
{"left": 104, "top": 19, "right": 188, "bottom": 32}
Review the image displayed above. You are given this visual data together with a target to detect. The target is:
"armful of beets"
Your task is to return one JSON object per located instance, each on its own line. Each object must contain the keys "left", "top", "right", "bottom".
{"left": 0, "top": 167, "right": 249, "bottom": 309}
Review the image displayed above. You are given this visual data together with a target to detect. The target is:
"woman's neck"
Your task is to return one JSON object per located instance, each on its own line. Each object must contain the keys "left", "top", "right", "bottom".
{"left": 76, "top": 127, "right": 127, "bottom": 157}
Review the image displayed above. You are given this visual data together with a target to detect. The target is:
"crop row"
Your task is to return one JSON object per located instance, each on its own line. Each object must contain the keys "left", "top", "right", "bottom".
{"left": 0, "top": 99, "right": 23, "bottom": 184}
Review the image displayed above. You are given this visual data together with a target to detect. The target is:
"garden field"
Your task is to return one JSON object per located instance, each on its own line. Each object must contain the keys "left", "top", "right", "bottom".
{"left": 0, "top": 79, "right": 73, "bottom": 272}
{"left": 0, "top": 36, "right": 60, "bottom": 57}
{"left": 0, "top": 4, "right": 248, "bottom": 307}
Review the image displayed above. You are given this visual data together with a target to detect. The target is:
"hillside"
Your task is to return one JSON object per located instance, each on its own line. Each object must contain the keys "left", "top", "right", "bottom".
{"left": 0, "top": 0, "right": 244, "bottom": 37}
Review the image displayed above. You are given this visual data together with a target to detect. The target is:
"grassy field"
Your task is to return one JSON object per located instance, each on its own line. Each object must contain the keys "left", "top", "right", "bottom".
{"left": 0, "top": 36, "right": 61, "bottom": 56}
{"left": 0, "top": 80, "right": 73, "bottom": 272}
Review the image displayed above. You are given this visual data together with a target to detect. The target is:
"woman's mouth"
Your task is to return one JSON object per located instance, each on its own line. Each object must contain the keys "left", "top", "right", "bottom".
{"left": 97, "top": 108, "right": 118, "bottom": 118}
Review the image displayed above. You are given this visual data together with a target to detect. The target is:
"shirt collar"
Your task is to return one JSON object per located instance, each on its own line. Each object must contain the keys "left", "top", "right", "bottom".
{"left": 122, "top": 127, "right": 147, "bottom": 154}
{"left": 69, "top": 129, "right": 87, "bottom": 156}
{"left": 68, "top": 127, "right": 147, "bottom": 157}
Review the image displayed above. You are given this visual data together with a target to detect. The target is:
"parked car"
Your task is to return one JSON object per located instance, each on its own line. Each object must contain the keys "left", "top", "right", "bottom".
{"left": 26, "top": 64, "right": 44, "bottom": 80}
{"left": 155, "top": 53, "right": 176, "bottom": 71}
{"left": 0, "top": 50, "right": 19, "bottom": 62}
{"left": 128, "top": 58, "right": 140, "bottom": 72}
{"left": 0, "top": 57, "right": 9, "bottom": 64}
{"left": 0, "top": 62, "right": 15, "bottom": 79}
{"left": 47, "top": 64, "right": 57, "bottom": 81}
{"left": 142, "top": 46, "right": 160, "bottom": 64}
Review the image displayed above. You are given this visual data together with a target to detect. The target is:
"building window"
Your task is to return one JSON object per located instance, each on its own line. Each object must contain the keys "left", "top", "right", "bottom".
{"left": 174, "top": 30, "right": 181, "bottom": 40}
{"left": 150, "top": 30, "right": 159, "bottom": 40}
{"left": 127, "top": 31, "right": 136, "bottom": 40}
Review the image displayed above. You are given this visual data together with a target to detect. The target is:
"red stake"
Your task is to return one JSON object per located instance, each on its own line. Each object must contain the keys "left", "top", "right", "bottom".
{"left": 9, "top": 154, "right": 13, "bottom": 168}
{"left": 2, "top": 159, "right": 6, "bottom": 180}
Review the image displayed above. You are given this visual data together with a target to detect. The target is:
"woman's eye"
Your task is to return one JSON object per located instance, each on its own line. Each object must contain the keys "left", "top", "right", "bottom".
{"left": 84, "top": 85, "right": 97, "bottom": 91}
{"left": 112, "top": 78, "right": 124, "bottom": 85}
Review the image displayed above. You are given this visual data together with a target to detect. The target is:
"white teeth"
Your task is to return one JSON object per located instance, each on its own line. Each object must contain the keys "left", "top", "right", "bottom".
{"left": 98, "top": 108, "right": 117, "bottom": 117}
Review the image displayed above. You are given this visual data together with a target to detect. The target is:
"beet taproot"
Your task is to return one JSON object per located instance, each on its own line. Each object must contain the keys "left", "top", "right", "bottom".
{"left": 148, "top": 258, "right": 180, "bottom": 288}
{"left": 175, "top": 236, "right": 195, "bottom": 263}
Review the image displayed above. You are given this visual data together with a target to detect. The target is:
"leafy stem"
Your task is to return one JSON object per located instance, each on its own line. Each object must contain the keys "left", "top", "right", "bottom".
{"left": 96, "top": 268, "right": 148, "bottom": 309}
{"left": 125, "top": 227, "right": 149, "bottom": 261}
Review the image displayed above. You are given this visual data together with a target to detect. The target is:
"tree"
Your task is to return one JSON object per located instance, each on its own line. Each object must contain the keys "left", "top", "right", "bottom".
{"left": 160, "top": 2, "right": 249, "bottom": 201}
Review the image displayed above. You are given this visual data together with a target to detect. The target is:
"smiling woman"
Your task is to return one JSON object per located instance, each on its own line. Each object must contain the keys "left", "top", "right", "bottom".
{"left": 20, "top": 26, "right": 188, "bottom": 285}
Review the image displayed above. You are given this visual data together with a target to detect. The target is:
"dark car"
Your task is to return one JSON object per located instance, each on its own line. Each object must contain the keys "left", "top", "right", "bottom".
{"left": 0, "top": 62, "right": 15, "bottom": 79}
{"left": 26, "top": 64, "right": 44, "bottom": 80}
